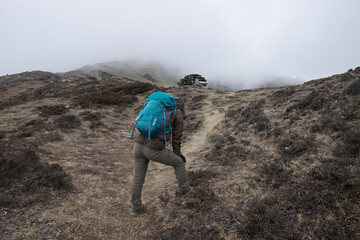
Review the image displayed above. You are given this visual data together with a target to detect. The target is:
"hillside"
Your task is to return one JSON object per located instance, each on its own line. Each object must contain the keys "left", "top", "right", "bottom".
{"left": 61, "top": 60, "right": 180, "bottom": 87}
{"left": 0, "top": 68, "right": 359, "bottom": 239}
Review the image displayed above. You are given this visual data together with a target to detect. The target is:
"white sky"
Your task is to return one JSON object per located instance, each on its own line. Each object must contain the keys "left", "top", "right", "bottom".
{"left": 1, "top": 0, "right": 360, "bottom": 86}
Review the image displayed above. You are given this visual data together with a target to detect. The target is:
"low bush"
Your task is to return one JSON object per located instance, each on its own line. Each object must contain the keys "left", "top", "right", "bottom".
{"left": 286, "top": 90, "right": 326, "bottom": 113}
{"left": 272, "top": 87, "right": 295, "bottom": 101}
{"left": 81, "top": 111, "right": 103, "bottom": 129}
{"left": 38, "top": 104, "right": 68, "bottom": 117}
{"left": 272, "top": 126, "right": 284, "bottom": 138}
{"left": 183, "top": 112, "right": 203, "bottom": 135}
{"left": 342, "top": 104, "right": 360, "bottom": 120}
{"left": 0, "top": 141, "right": 72, "bottom": 208}
{"left": 15, "top": 119, "right": 50, "bottom": 138}
{"left": 240, "top": 157, "right": 360, "bottom": 239}
{"left": 152, "top": 213, "right": 222, "bottom": 240}
{"left": 188, "top": 170, "right": 218, "bottom": 187}
{"left": 54, "top": 115, "right": 81, "bottom": 132}
{"left": 278, "top": 133, "right": 312, "bottom": 157}
{"left": 241, "top": 195, "right": 292, "bottom": 239}
{"left": 321, "top": 115, "right": 349, "bottom": 133}
{"left": 226, "top": 99, "right": 271, "bottom": 133}
{"left": 77, "top": 81, "right": 154, "bottom": 106}
{"left": 333, "top": 130, "right": 360, "bottom": 158}
{"left": 255, "top": 116, "right": 271, "bottom": 131}
{"left": 205, "top": 144, "right": 247, "bottom": 166}
{"left": 152, "top": 170, "right": 223, "bottom": 239}
{"left": 344, "top": 79, "right": 360, "bottom": 95}
{"left": 188, "top": 95, "right": 207, "bottom": 110}
{"left": 78, "top": 91, "right": 137, "bottom": 105}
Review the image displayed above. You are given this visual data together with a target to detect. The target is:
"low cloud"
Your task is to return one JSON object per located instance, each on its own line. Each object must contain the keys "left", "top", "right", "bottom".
{"left": 1, "top": 0, "right": 360, "bottom": 89}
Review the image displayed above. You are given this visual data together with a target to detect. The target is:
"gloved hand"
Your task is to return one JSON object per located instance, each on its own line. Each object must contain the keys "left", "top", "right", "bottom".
{"left": 179, "top": 154, "right": 186, "bottom": 163}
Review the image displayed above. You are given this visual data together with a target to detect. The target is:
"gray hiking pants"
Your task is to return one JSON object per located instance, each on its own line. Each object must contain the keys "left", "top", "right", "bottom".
{"left": 131, "top": 142, "right": 190, "bottom": 211}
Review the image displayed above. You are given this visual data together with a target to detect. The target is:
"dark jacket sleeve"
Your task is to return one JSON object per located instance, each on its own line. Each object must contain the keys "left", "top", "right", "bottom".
{"left": 172, "top": 109, "right": 184, "bottom": 155}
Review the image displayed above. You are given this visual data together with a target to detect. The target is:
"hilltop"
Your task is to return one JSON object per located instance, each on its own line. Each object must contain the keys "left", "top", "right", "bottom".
{"left": 0, "top": 67, "right": 359, "bottom": 239}
{"left": 61, "top": 60, "right": 180, "bottom": 87}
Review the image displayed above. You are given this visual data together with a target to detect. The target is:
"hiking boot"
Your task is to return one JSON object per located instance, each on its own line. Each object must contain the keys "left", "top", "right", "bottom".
{"left": 180, "top": 187, "right": 193, "bottom": 196}
{"left": 131, "top": 204, "right": 146, "bottom": 217}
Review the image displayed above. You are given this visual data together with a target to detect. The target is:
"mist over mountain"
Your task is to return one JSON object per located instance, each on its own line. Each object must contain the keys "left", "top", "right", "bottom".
{"left": 61, "top": 60, "right": 182, "bottom": 87}
{"left": 59, "top": 59, "right": 304, "bottom": 91}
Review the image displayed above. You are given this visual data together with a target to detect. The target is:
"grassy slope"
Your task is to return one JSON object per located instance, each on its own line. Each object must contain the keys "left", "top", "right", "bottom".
{"left": 0, "top": 68, "right": 359, "bottom": 239}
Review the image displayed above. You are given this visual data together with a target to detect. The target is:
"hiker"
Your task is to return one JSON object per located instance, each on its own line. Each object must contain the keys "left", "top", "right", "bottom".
{"left": 130, "top": 92, "right": 191, "bottom": 217}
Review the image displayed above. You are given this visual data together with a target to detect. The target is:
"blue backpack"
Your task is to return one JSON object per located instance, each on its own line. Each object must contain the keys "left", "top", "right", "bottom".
{"left": 132, "top": 92, "right": 177, "bottom": 145}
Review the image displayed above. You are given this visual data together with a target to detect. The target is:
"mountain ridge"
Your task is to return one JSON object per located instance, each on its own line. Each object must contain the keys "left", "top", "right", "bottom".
{"left": 60, "top": 60, "right": 181, "bottom": 87}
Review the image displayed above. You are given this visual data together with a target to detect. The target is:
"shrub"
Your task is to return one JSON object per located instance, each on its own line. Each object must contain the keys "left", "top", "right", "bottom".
{"left": 333, "top": 130, "right": 360, "bottom": 158}
{"left": 188, "top": 95, "right": 207, "bottom": 110}
{"left": 178, "top": 74, "right": 207, "bottom": 87}
{"left": 226, "top": 100, "right": 271, "bottom": 132}
{"left": 344, "top": 79, "right": 360, "bottom": 95}
{"left": 0, "top": 142, "right": 72, "bottom": 208}
{"left": 38, "top": 104, "right": 68, "bottom": 117}
{"left": 255, "top": 116, "right": 271, "bottom": 132}
{"left": 183, "top": 112, "right": 203, "bottom": 135}
{"left": 286, "top": 90, "right": 326, "bottom": 113}
{"left": 240, "top": 157, "right": 360, "bottom": 239}
{"left": 241, "top": 196, "right": 292, "bottom": 239}
{"left": 151, "top": 170, "right": 222, "bottom": 239}
{"left": 188, "top": 170, "right": 218, "bottom": 187}
{"left": 77, "top": 81, "right": 154, "bottom": 106}
{"left": 272, "top": 87, "right": 295, "bottom": 101}
{"left": 321, "top": 115, "right": 349, "bottom": 133}
{"left": 205, "top": 143, "right": 247, "bottom": 166}
{"left": 78, "top": 90, "right": 137, "bottom": 105}
{"left": 273, "top": 127, "right": 284, "bottom": 138}
{"left": 353, "top": 66, "right": 360, "bottom": 74}
{"left": 81, "top": 111, "right": 103, "bottom": 129}
{"left": 54, "top": 115, "right": 81, "bottom": 132}
{"left": 342, "top": 104, "right": 360, "bottom": 120}
{"left": 279, "top": 133, "right": 312, "bottom": 157}
{"left": 16, "top": 119, "right": 50, "bottom": 138}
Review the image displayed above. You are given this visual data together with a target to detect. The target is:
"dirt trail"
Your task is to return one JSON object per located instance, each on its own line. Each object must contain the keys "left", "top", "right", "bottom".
{"left": 183, "top": 92, "right": 231, "bottom": 164}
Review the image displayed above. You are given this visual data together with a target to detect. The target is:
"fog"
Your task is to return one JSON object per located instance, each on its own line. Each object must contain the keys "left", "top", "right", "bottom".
{"left": 1, "top": 0, "right": 360, "bottom": 88}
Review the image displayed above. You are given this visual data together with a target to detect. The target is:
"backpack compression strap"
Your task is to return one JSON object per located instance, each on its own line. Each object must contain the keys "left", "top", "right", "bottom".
{"left": 162, "top": 108, "right": 176, "bottom": 146}
{"left": 148, "top": 116, "right": 152, "bottom": 141}
{"left": 131, "top": 114, "right": 143, "bottom": 139}
{"left": 162, "top": 111, "right": 168, "bottom": 145}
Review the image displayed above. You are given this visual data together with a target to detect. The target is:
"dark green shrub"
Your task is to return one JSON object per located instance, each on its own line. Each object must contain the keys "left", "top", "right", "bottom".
{"left": 178, "top": 74, "right": 207, "bottom": 87}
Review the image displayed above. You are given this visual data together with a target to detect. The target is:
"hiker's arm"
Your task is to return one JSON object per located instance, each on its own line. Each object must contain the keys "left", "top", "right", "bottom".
{"left": 172, "top": 110, "right": 184, "bottom": 155}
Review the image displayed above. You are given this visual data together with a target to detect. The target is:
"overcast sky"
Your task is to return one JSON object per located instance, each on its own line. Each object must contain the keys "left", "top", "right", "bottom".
{"left": 1, "top": 0, "right": 360, "bottom": 87}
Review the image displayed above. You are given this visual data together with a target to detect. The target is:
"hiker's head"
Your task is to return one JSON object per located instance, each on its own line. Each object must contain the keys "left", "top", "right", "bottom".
{"left": 175, "top": 98, "right": 186, "bottom": 119}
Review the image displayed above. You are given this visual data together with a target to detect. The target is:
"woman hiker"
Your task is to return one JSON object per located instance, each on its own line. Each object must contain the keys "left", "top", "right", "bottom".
{"left": 130, "top": 94, "right": 191, "bottom": 217}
